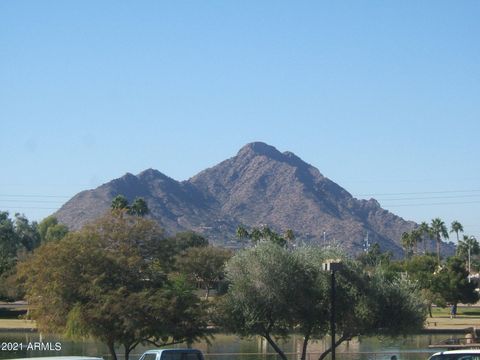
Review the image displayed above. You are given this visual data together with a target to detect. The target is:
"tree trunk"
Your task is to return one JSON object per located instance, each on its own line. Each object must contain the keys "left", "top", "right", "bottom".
{"left": 204, "top": 286, "right": 210, "bottom": 300}
{"left": 318, "top": 334, "right": 348, "bottom": 360}
{"left": 300, "top": 333, "right": 311, "bottom": 360}
{"left": 264, "top": 332, "right": 288, "bottom": 360}
{"left": 436, "top": 236, "right": 441, "bottom": 263}
{"left": 123, "top": 342, "right": 138, "bottom": 360}
{"left": 107, "top": 341, "right": 117, "bottom": 360}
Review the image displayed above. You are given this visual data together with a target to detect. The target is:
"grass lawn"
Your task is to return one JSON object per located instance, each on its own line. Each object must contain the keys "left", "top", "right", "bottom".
{"left": 431, "top": 306, "right": 480, "bottom": 318}
{"left": 426, "top": 306, "right": 480, "bottom": 330}
{"left": 0, "top": 319, "right": 36, "bottom": 329}
{"left": 0, "top": 303, "right": 35, "bottom": 329}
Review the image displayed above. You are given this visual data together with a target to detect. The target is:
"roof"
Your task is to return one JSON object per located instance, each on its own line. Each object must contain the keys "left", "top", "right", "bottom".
{"left": 143, "top": 350, "right": 202, "bottom": 354}
{"left": 431, "top": 350, "right": 480, "bottom": 355}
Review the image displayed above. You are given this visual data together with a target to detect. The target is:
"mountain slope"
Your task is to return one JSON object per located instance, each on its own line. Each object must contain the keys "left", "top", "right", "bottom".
{"left": 55, "top": 142, "right": 436, "bottom": 256}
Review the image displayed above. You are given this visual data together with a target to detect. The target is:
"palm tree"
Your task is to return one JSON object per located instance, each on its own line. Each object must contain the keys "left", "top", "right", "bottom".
{"left": 111, "top": 195, "right": 129, "bottom": 210}
{"left": 419, "top": 222, "right": 430, "bottom": 254}
{"left": 401, "top": 232, "right": 413, "bottom": 258}
{"left": 410, "top": 229, "right": 422, "bottom": 256}
{"left": 431, "top": 218, "right": 449, "bottom": 263}
{"left": 450, "top": 220, "right": 464, "bottom": 243}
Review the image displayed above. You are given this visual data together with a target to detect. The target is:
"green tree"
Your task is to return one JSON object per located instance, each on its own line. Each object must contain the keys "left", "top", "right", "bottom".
{"left": 418, "top": 222, "right": 431, "bottom": 254}
{"left": 0, "top": 212, "right": 41, "bottom": 300}
{"left": 18, "top": 212, "right": 208, "bottom": 360}
{"left": 401, "top": 232, "right": 414, "bottom": 258}
{"left": 38, "top": 215, "right": 68, "bottom": 243}
{"left": 14, "top": 213, "right": 40, "bottom": 251}
{"left": 357, "top": 243, "right": 393, "bottom": 269}
{"left": 431, "top": 218, "right": 449, "bottom": 263}
{"left": 171, "top": 231, "right": 209, "bottom": 252}
{"left": 432, "top": 256, "right": 479, "bottom": 307}
{"left": 176, "top": 246, "right": 232, "bottom": 299}
{"left": 110, "top": 195, "right": 150, "bottom": 217}
{"left": 0, "top": 211, "right": 18, "bottom": 275}
{"left": 111, "top": 195, "right": 129, "bottom": 210}
{"left": 235, "top": 225, "right": 294, "bottom": 247}
{"left": 450, "top": 221, "right": 464, "bottom": 243}
{"left": 410, "top": 229, "right": 422, "bottom": 256}
{"left": 403, "top": 254, "right": 439, "bottom": 317}
{"left": 219, "top": 242, "right": 425, "bottom": 360}
{"left": 129, "top": 198, "right": 149, "bottom": 216}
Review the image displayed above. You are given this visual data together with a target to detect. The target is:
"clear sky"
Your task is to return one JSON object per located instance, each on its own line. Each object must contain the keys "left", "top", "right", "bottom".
{"left": 1, "top": 1, "right": 479, "bottom": 242}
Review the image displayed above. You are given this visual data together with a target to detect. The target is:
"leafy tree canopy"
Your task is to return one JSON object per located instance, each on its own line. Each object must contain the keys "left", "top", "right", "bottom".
{"left": 170, "top": 231, "right": 209, "bottom": 253}
{"left": 357, "top": 243, "right": 393, "bottom": 269}
{"left": 111, "top": 195, "right": 150, "bottom": 217}
{"left": 18, "top": 212, "right": 208, "bottom": 360}
{"left": 432, "top": 256, "right": 479, "bottom": 306}
{"left": 236, "top": 225, "right": 294, "bottom": 247}
{"left": 176, "top": 246, "right": 232, "bottom": 299}
{"left": 218, "top": 242, "right": 425, "bottom": 360}
{"left": 38, "top": 215, "right": 68, "bottom": 243}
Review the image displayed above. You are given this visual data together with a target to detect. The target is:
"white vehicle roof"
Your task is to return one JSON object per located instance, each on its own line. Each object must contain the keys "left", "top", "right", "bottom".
{"left": 432, "top": 350, "right": 480, "bottom": 355}
{"left": 143, "top": 350, "right": 202, "bottom": 354}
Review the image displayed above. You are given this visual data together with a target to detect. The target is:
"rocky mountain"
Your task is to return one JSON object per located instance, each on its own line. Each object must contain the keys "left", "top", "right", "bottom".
{"left": 54, "top": 142, "right": 445, "bottom": 257}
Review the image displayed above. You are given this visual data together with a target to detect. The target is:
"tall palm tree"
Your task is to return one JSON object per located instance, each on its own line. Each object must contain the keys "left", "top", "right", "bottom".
{"left": 410, "top": 229, "right": 422, "bottom": 256}
{"left": 450, "top": 220, "right": 464, "bottom": 243}
{"left": 419, "top": 222, "right": 430, "bottom": 254}
{"left": 401, "top": 232, "right": 413, "bottom": 258}
{"left": 431, "top": 218, "right": 449, "bottom": 263}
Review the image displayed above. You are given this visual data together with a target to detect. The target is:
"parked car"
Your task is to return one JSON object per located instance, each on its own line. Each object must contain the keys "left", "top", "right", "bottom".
{"left": 429, "top": 349, "right": 480, "bottom": 360}
{"left": 138, "top": 349, "right": 205, "bottom": 360}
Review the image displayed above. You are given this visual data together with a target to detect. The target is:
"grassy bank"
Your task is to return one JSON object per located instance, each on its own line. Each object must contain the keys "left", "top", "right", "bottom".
{"left": 0, "top": 303, "right": 35, "bottom": 330}
{"left": 425, "top": 306, "right": 480, "bottom": 331}
{"left": 0, "top": 318, "right": 36, "bottom": 330}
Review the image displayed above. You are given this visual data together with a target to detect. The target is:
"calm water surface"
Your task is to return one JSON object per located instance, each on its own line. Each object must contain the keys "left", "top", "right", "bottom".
{"left": 0, "top": 332, "right": 462, "bottom": 360}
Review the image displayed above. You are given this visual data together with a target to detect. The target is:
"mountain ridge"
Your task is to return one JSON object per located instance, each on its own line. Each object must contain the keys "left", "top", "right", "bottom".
{"left": 54, "top": 142, "right": 449, "bottom": 257}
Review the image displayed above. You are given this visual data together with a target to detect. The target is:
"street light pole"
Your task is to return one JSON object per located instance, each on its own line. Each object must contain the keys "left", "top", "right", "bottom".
{"left": 468, "top": 236, "right": 476, "bottom": 282}
{"left": 325, "top": 261, "right": 341, "bottom": 360}
{"left": 469, "top": 241, "right": 471, "bottom": 280}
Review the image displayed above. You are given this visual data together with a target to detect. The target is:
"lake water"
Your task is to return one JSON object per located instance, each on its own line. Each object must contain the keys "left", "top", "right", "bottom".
{"left": 0, "top": 331, "right": 462, "bottom": 360}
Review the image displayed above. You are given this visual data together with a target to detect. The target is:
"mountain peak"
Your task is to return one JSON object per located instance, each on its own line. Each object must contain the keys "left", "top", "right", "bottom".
{"left": 237, "top": 142, "right": 282, "bottom": 159}
{"left": 138, "top": 168, "right": 164, "bottom": 178}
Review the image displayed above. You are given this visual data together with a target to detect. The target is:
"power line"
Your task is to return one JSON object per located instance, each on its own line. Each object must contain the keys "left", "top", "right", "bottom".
{"left": 0, "top": 199, "right": 66, "bottom": 203}
{"left": 0, "top": 206, "right": 60, "bottom": 210}
{"left": 356, "top": 189, "right": 480, "bottom": 197}
{"left": 383, "top": 200, "right": 480, "bottom": 207}
{"left": 0, "top": 194, "right": 71, "bottom": 198}
{"left": 375, "top": 194, "right": 480, "bottom": 201}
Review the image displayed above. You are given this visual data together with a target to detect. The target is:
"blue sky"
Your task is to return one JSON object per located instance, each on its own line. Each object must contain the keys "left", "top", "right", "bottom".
{"left": 1, "top": 1, "right": 479, "bottom": 241}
